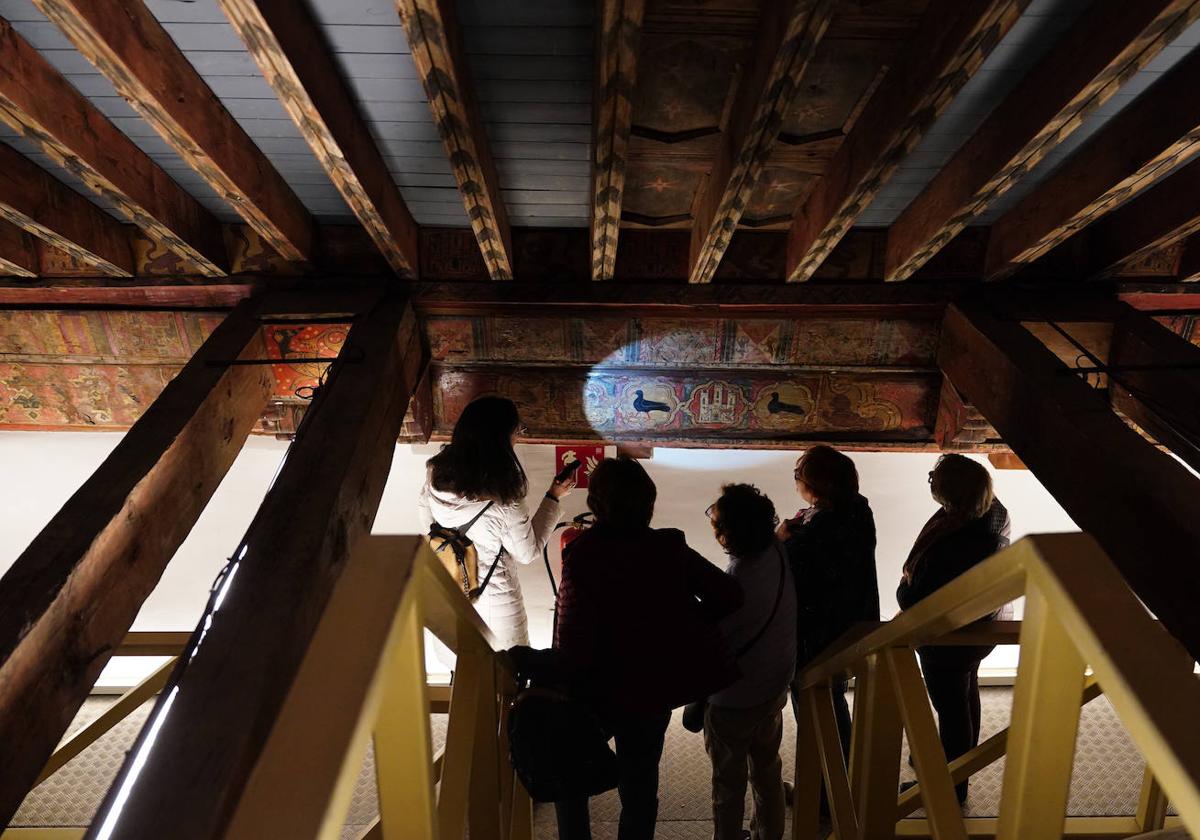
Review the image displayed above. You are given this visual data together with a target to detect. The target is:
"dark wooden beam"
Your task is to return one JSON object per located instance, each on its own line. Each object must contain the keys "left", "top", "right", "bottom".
{"left": 1080, "top": 156, "right": 1200, "bottom": 279}
{"left": 1108, "top": 303, "right": 1200, "bottom": 474}
{"left": 0, "top": 17, "right": 227, "bottom": 275}
{"left": 887, "top": 0, "right": 1200, "bottom": 282}
{"left": 591, "top": 0, "right": 645, "bottom": 281}
{"left": 0, "top": 141, "right": 133, "bottom": 276}
{"left": 939, "top": 302, "right": 1200, "bottom": 660}
{"left": 985, "top": 44, "right": 1200, "bottom": 279}
{"left": 0, "top": 218, "right": 37, "bottom": 278}
{"left": 0, "top": 277, "right": 261, "bottom": 307}
{"left": 0, "top": 301, "right": 273, "bottom": 825}
{"left": 688, "top": 0, "right": 836, "bottom": 284}
{"left": 218, "top": 0, "right": 420, "bottom": 277}
{"left": 94, "top": 296, "right": 422, "bottom": 837}
{"left": 784, "top": 0, "right": 1025, "bottom": 282}
{"left": 398, "top": 0, "right": 513, "bottom": 280}
{"left": 31, "top": 0, "right": 315, "bottom": 264}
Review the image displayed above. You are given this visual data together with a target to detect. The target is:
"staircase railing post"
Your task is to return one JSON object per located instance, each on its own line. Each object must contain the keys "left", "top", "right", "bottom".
{"left": 851, "top": 651, "right": 904, "bottom": 840}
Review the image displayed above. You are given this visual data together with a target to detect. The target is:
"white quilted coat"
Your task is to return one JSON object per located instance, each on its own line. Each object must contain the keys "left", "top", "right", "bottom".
{"left": 417, "top": 478, "right": 560, "bottom": 651}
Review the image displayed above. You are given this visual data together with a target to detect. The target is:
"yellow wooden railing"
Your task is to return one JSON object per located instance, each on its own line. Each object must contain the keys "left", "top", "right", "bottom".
{"left": 792, "top": 532, "right": 1200, "bottom": 840}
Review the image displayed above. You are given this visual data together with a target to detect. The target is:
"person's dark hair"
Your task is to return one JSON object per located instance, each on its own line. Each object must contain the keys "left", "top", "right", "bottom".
{"left": 930, "top": 453, "right": 994, "bottom": 520}
{"left": 428, "top": 396, "right": 528, "bottom": 504}
{"left": 587, "top": 456, "right": 656, "bottom": 530}
{"left": 794, "top": 445, "right": 859, "bottom": 506}
{"left": 711, "top": 483, "right": 779, "bottom": 559}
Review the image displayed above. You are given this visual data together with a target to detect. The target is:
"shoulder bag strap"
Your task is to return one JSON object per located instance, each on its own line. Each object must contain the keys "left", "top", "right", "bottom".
{"left": 459, "top": 499, "right": 495, "bottom": 536}
{"left": 734, "top": 543, "right": 788, "bottom": 659}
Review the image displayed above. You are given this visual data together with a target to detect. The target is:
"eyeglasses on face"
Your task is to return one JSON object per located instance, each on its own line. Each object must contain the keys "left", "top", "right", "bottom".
{"left": 705, "top": 503, "right": 718, "bottom": 521}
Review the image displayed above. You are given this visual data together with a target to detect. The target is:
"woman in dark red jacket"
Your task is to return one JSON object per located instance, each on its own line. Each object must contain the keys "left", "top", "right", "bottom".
{"left": 553, "top": 456, "right": 743, "bottom": 840}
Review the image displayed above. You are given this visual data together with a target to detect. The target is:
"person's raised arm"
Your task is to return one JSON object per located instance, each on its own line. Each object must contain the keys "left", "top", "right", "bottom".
{"left": 497, "top": 473, "right": 575, "bottom": 565}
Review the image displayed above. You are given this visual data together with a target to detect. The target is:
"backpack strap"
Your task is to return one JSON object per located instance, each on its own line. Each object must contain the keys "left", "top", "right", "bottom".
{"left": 734, "top": 543, "right": 788, "bottom": 659}
{"left": 430, "top": 499, "right": 494, "bottom": 553}
{"left": 471, "top": 548, "right": 505, "bottom": 600}
{"left": 459, "top": 499, "right": 495, "bottom": 536}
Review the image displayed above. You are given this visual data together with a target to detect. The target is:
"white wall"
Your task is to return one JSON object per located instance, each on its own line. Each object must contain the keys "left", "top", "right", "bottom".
{"left": 0, "top": 432, "right": 1080, "bottom": 685}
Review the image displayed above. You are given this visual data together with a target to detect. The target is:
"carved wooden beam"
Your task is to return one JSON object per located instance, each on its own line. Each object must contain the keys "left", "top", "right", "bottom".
{"left": 31, "top": 0, "right": 315, "bottom": 264}
{"left": 92, "top": 296, "right": 422, "bottom": 836}
{"left": 0, "top": 301, "right": 273, "bottom": 825}
{"left": 887, "top": 0, "right": 1200, "bottom": 282}
{"left": 0, "top": 19, "right": 227, "bottom": 275}
{"left": 398, "top": 0, "right": 513, "bottom": 280}
{"left": 985, "top": 45, "right": 1200, "bottom": 279}
{"left": 784, "top": 0, "right": 1026, "bottom": 282}
{"left": 1081, "top": 156, "right": 1200, "bottom": 279}
{"left": 0, "top": 141, "right": 133, "bottom": 276}
{"left": 0, "top": 218, "right": 37, "bottom": 278}
{"left": 689, "top": 0, "right": 835, "bottom": 284}
{"left": 939, "top": 302, "right": 1200, "bottom": 660}
{"left": 218, "top": 0, "right": 419, "bottom": 278}
{"left": 591, "top": 0, "right": 645, "bottom": 281}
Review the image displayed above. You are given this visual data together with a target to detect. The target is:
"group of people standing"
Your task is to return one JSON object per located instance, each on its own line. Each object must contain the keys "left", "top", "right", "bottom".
{"left": 418, "top": 396, "right": 1012, "bottom": 840}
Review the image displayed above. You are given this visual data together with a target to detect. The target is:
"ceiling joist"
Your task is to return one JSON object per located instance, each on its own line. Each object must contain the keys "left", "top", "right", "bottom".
{"left": 591, "top": 0, "right": 645, "bottom": 282}
{"left": 688, "top": 0, "right": 836, "bottom": 285}
{"left": 0, "top": 18, "right": 227, "bottom": 275}
{"left": 30, "top": 0, "right": 316, "bottom": 265}
{"left": 784, "top": 0, "right": 1027, "bottom": 283}
{"left": 0, "top": 141, "right": 133, "bottom": 276}
{"left": 885, "top": 0, "right": 1200, "bottom": 282}
{"left": 985, "top": 41, "right": 1200, "bottom": 279}
{"left": 218, "top": 0, "right": 420, "bottom": 278}
{"left": 398, "top": 0, "right": 513, "bottom": 280}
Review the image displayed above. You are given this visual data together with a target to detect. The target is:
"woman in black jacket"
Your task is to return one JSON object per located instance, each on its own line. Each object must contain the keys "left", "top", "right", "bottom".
{"left": 780, "top": 446, "right": 879, "bottom": 764}
{"left": 897, "top": 454, "right": 1011, "bottom": 804}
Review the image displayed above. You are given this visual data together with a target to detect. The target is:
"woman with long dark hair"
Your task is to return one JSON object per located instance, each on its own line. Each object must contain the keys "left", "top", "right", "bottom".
{"left": 418, "top": 396, "right": 574, "bottom": 650}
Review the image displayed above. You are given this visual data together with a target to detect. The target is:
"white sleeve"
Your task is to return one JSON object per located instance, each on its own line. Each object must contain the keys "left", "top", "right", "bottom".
{"left": 416, "top": 479, "right": 434, "bottom": 533}
{"left": 497, "top": 494, "right": 561, "bottom": 566}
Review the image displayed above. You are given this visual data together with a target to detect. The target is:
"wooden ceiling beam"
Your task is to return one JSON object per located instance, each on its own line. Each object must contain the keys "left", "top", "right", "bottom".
{"left": 0, "top": 301, "right": 272, "bottom": 825}
{"left": 688, "top": 0, "right": 836, "bottom": 285}
{"left": 398, "top": 0, "right": 513, "bottom": 280}
{"left": 31, "top": 0, "right": 315, "bottom": 264}
{"left": 0, "top": 218, "right": 37, "bottom": 278}
{"left": 0, "top": 19, "right": 227, "bottom": 275}
{"left": 784, "top": 0, "right": 1026, "bottom": 282}
{"left": 985, "top": 44, "right": 1200, "bottom": 279}
{"left": 591, "top": 0, "right": 645, "bottom": 281}
{"left": 1081, "top": 156, "right": 1200, "bottom": 279}
{"left": 0, "top": 142, "right": 133, "bottom": 276}
{"left": 218, "top": 0, "right": 419, "bottom": 278}
{"left": 887, "top": 0, "right": 1200, "bottom": 282}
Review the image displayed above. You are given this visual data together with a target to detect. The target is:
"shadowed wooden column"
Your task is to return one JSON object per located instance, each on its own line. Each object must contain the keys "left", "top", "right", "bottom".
{"left": 91, "top": 294, "right": 424, "bottom": 838}
{"left": 0, "top": 300, "right": 273, "bottom": 825}
{"left": 939, "top": 302, "right": 1200, "bottom": 661}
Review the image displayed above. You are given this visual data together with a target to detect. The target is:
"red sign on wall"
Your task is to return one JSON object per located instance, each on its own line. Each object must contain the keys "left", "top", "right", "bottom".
{"left": 555, "top": 445, "right": 605, "bottom": 489}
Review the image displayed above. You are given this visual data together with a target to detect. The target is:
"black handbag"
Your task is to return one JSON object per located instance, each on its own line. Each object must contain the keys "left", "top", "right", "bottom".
{"left": 682, "top": 544, "right": 788, "bottom": 733}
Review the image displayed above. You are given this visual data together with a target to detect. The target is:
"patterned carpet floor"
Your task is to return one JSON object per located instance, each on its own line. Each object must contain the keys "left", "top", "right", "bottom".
{"left": 12, "top": 688, "right": 1175, "bottom": 838}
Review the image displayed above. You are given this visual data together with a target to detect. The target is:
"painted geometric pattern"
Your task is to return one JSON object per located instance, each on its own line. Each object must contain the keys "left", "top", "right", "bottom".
{"left": 0, "top": 310, "right": 221, "bottom": 361}
{"left": 433, "top": 368, "right": 937, "bottom": 440}
{"left": 425, "top": 315, "right": 939, "bottom": 369}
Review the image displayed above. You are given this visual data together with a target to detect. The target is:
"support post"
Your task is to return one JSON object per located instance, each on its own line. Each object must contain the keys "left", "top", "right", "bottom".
{"left": 853, "top": 652, "right": 905, "bottom": 840}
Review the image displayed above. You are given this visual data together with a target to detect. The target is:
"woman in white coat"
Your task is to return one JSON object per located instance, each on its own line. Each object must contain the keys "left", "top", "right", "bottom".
{"left": 418, "top": 396, "right": 574, "bottom": 650}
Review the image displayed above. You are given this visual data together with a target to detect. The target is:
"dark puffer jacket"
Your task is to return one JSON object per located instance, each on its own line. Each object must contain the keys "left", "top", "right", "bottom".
{"left": 782, "top": 494, "right": 880, "bottom": 670}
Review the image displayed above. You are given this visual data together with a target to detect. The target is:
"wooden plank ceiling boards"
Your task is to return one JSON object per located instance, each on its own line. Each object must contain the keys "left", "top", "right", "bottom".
{"left": 0, "top": 219, "right": 38, "bottom": 277}
{"left": 885, "top": 0, "right": 1200, "bottom": 282}
{"left": 29, "top": 0, "right": 317, "bottom": 263}
{"left": 0, "top": 17, "right": 227, "bottom": 274}
{"left": 784, "top": 0, "right": 1028, "bottom": 283}
{"left": 218, "top": 0, "right": 420, "bottom": 277}
{"left": 398, "top": 0, "right": 514, "bottom": 280}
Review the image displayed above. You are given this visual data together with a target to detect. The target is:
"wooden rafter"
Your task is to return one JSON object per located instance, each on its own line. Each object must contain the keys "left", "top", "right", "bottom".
{"left": 398, "top": 0, "right": 513, "bottom": 280}
{"left": 0, "top": 19, "right": 227, "bottom": 275}
{"left": 784, "top": 0, "right": 1026, "bottom": 283}
{"left": 0, "top": 301, "right": 273, "bottom": 825}
{"left": 985, "top": 44, "right": 1200, "bottom": 279}
{"left": 218, "top": 0, "right": 420, "bottom": 278}
{"left": 887, "top": 0, "right": 1200, "bottom": 282}
{"left": 31, "top": 0, "right": 315, "bottom": 264}
{"left": 591, "top": 0, "right": 645, "bottom": 282}
{"left": 95, "top": 297, "right": 423, "bottom": 836}
{"left": 0, "top": 218, "right": 37, "bottom": 278}
{"left": 0, "top": 141, "right": 133, "bottom": 276}
{"left": 1081, "top": 156, "right": 1200, "bottom": 279}
{"left": 689, "top": 0, "right": 836, "bottom": 285}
